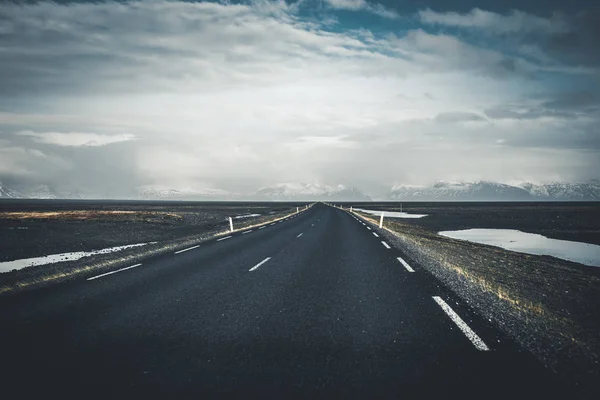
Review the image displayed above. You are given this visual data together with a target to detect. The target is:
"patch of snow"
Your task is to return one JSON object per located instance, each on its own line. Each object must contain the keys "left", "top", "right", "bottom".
{"left": 233, "top": 213, "right": 261, "bottom": 219}
{"left": 0, "top": 242, "right": 155, "bottom": 273}
{"left": 354, "top": 208, "right": 428, "bottom": 219}
{"left": 438, "top": 229, "right": 600, "bottom": 267}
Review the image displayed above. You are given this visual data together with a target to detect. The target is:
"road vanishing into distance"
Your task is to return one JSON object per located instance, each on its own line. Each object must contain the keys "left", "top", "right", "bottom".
{"left": 0, "top": 203, "right": 570, "bottom": 398}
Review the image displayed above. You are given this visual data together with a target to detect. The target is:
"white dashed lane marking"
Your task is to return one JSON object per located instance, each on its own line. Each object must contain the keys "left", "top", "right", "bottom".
{"left": 87, "top": 264, "right": 143, "bottom": 281}
{"left": 174, "top": 245, "right": 199, "bottom": 255}
{"left": 217, "top": 236, "right": 232, "bottom": 242}
{"left": 373, "top": 232, "right": 379, "bottom": 237}
{"left": 433, "top": 296, "right": 490, "bottom": 351}
{"left": 381, "top": 241, "right": 391, "bottom": 249}
{"left": 297, "top": 233, "right": 303, "bottom": 238}
{"left": 397, "top": 257, "right": 415, "bottom": 272}
{"left": 249, "top": 257, "right": 271, "bottom": 272}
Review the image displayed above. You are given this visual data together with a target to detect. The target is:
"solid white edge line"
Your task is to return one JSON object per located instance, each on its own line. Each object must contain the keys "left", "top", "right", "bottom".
{"left": 397, "top": 257, "right": 415, "bottom": 272}
{"left": 258, "top": 226, "right": 266, "bottom": 230}
{"left": 174, "top": 245, "right": 200, "bottom": 255}
{"left": 87, "top": 263, "right": 143, "bottom": 281}
{"left": 242, "top": 230, "right": 252, "bottom": 234}
{"left": 381, "top": 241, "right": 391, "bottom": 249}
{"left": 373, "top": 232, "right": 379, "bottom": 237}
{"left": 297, "top": 233, "right": 303, "bottom": 238}
{"left": 433, "top": 296, "right": 490, "bottom": 351}
{"left": 217, "top": 236, "right": 232, "bottom": 241}
{"left": 249, "top": 257, "right": 271, "bottom": 272}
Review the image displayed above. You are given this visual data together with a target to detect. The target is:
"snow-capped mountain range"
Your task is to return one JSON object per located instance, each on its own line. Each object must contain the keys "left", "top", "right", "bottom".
{"left": 137, "top": 187, "right": 234, "bottom": 200}
{"left": 1, "top": 180, "right": 599, "bottom": 201}
{"left": 0, "top": 183, "right": 60, "bottom": 199}
{"left": 250, "top": 183, "right": 372, "bottom": 201}
{"left": 387, "top": 181, "right": 600, "bottom": 201}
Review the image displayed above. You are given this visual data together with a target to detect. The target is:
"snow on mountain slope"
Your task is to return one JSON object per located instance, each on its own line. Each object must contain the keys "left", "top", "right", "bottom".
{"left": 21, "top": 185, "right": 59, "bottom": 199}
{"left": 136, "top": 187, "right": 235, "bottom": 200}
{"left": 252, "top": 183, "right": 371, "bottom": 201}
{"left": 388, "top": 181, "right": 532, "bottom": 201}
{"left": 0, "top": 182, "right": 20, "bottom": 198}
{"left": 388, "top": 181, "right": 600, "bottom": 201}
{"left": 519, "top": 181, "right": 600, "bottom": 200}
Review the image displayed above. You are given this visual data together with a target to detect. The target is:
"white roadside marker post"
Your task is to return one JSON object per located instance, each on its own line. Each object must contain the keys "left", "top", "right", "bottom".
{"left": 297, "top": 207, "right": 299, "bottom": 214}
{"left": 350, "top": 206, "right": 353, "bottom": 212}
{"left": 229, "top": 217, "right": 234, "bottom": 232}
{"left": 379, "top": 212, "right": 384, "bottom": 228}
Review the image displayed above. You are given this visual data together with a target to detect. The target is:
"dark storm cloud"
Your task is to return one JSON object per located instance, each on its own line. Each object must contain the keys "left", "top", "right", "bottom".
{"left": 418, "top": 7, "right": 600, "bottom": 76}
{"left": 542, "top": 91, "right": 599, "bottom": 111}
{"left": 541, "top": 10, "right": 600, "bottom": 68}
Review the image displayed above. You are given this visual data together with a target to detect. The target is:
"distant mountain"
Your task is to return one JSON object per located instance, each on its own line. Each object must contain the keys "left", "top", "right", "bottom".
{"left": 387, "top": 181, "right": 600, "bottom": 201}
{"left": 519, "top": 181, "right": 600, "bottom": 200}
{"left": 0, "top": 182, "right": 20, "bottom": 198}
{"left": 251, "top": 183, "right": 372, "bottom": 201}
{"left": 22, "top": 185, "right": 59, "bottom": 199}
{"left": 136, "top": 187, "right": 236, "bottom": 201}
{"left": 2, "top": 180, "right": 598, "bottom": 201}
{"left": 0, "top": 182, "right": 61, "bottom": 199}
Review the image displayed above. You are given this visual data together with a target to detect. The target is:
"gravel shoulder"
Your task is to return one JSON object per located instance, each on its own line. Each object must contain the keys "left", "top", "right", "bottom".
{"left": 352, "top": 209, "right": 600, "bottom": 397}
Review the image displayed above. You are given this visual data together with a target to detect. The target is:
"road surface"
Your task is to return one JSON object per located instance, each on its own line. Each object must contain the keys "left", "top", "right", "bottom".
{"left": 0, "top": 203, "right": 569, "bottom": 398}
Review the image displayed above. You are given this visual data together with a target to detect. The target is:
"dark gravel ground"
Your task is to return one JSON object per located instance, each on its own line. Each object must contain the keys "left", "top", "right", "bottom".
{"left": 351, "top": 207, "right": 600, "bottom": 396}
{"left": 0, "top": 200, "right": 306, "bottom": 294}
{"left": 0, "top": 200, "right": 306, "bottom": 261}
{"left": 346, "top": 202, "right": 600, "bottom": 245}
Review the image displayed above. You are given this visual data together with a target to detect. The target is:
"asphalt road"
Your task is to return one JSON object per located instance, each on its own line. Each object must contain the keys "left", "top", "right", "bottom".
{"left": 0, "top": 203, "right": 571, "bottom": 398}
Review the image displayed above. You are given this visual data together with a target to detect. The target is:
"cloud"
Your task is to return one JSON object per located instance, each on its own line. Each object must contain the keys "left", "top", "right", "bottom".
{"left": 419, "top": 8, "right": 569, "bottom": 35}
{"left": 386, "top": 29, "right": 529, "bottom": 78}
{"left": 542, "top": 91, "right": 598, "bottom": 110}
{"left": 15, "top": 131, "right": 137, "bottom": 147}
{"left": 324, "top": 0, "right": 399, "bottom": 19}
{"left": 0, "top": 0, "right": 404, "bottom": 97}
{"left": 434, "top": 112, "right": 486, "bottom": 123}
{"left": 419, "top": 8, "right": 600, "bottom": 70}
{"left": 0, "top": 1, "right": 597, "bottom": 193}
{"left": 485, "top": 92, "right": 599, "bottom": 121}
{"left": 541, "top": 10, "right": 600, "bottom": 67}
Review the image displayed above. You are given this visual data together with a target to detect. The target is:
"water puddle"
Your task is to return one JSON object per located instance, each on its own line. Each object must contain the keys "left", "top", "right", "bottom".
{"left": 233, "top": 214, "right": 261, "bottom": 219}
{"left": 354, "top": 208, "right": 428, "bottom": 219}
{"left": 0, "top": 242, "right": 155, "bottom": 273}
{"left": 438, "top": 229, "right": 600, "bottom": 267}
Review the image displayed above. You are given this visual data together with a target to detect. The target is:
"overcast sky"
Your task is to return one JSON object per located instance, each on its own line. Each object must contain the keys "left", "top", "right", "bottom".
{"left": 0, "top": 0, "right": 598, "bottom": 196}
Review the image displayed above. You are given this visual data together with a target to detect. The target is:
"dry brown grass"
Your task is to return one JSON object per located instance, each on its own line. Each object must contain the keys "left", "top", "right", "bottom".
{"left": 0, "top": 210, "right": 183, "bottom": 221}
